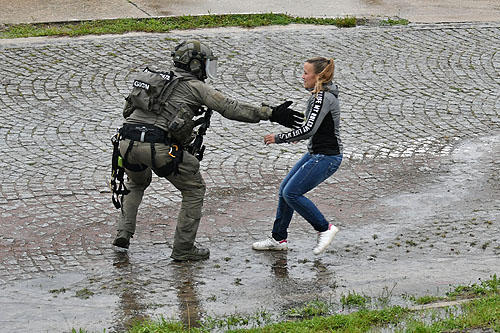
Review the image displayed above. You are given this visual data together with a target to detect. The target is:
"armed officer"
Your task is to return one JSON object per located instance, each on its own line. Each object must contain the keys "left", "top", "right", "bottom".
{"left": 113, "top": 40, "right": 302, "bottom": 261}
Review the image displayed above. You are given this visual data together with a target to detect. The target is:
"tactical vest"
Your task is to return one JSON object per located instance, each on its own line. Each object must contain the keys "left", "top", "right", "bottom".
{"left": 123, "top": 67, "right": 195, "bottom": 144}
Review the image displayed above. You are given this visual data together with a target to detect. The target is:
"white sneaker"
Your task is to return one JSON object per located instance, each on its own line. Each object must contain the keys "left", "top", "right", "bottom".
{"left": 313, "top": 224, "right": 339, "bottom": 255}
{"left": 252, "top": 237, "right": 288, "bottom": 251}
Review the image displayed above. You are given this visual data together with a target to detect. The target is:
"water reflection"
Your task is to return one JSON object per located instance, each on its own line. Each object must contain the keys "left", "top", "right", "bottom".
{"left": 270, "top": 252, "right": 289, "bottom": 278}
{"left": 172, "top": 262, "right": 203, "bottom": 328}
{"left": 111, "top": 250, "right": 148, "bottom": 333}
{"left": 109, "top": 249, "right": 205, "bottom": 331}
{"left": 112, "top": 250, "right": 130, "bottom": 269}
{"left": 312, "top": 259, "right": 336, "bottom": 287}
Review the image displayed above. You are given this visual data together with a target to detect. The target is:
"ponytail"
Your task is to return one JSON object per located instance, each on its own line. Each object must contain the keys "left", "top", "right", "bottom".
{"left": 306, "top": 57, "right": 335, "bottom": 96}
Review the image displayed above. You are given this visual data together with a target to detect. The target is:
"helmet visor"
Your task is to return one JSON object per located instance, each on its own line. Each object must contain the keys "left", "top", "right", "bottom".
{"left": 205, "top": 57, "right": 218, "bottom": 80}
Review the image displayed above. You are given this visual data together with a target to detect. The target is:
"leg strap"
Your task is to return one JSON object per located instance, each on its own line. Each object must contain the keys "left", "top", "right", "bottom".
{"left": 122, "top": 139, "right": 147, "bottom": 172}
{"left": 153, "top": 144, "right": 183, "bottom": 177}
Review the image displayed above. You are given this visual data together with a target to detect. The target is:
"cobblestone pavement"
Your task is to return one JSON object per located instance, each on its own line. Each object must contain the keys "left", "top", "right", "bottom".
{"left": 0, "top": 23, "right": 499, "bottom": 332}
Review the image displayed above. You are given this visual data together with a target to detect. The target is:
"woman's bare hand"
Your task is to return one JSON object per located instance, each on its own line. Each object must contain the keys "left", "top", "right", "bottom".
{"left": 264, "top": 134, "right": 276, "bottom": 145}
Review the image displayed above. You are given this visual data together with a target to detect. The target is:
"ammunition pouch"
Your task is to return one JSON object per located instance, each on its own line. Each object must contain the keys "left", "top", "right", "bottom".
{"left": 168, "top": 106, "right": 196, "bottom": 145}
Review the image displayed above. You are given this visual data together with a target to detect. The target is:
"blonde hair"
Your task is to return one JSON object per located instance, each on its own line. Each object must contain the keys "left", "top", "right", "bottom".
{"left": 306, "top": 57, "right": 335, "bottom": 95}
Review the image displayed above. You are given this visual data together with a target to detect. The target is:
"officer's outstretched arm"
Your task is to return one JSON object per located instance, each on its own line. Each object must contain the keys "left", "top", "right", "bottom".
{"left": 192, "top": 81, "right": 272, "bottom": 123}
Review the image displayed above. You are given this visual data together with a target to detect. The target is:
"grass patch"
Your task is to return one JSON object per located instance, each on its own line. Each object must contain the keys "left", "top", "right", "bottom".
{"left": 246, "top": 306, "right": 410, "bottom": 332}
{"left": 128, "top": 316, "right": 185, "bottom": 333}
{"left": 446, "top": 274, "right": 500, "bottom": 299}
{"left": 404, "top": 294, "right": 500, "bottom": 332}
{"left": 0, "top": 13, "right": 357, "bottom": 39}
{"left": 413, "top": 295, "right": 445, "bottom": 305}
{"left": 49, "top": 287, "right": 68, "bottom": 294}
{"left": 380, "top": 17, "right": 409, "bottom": 26}
{"left": 341, "top": 291, "right": 370, "bottom": 309}
{"left": 287, "top": 300, "right": 330, "bottom": 319}
{"left": 75, "top": 288, "right": 94, "bottom": 299}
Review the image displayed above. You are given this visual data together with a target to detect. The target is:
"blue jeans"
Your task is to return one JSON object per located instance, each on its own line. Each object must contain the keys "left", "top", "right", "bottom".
{"left": 272, "top": 152, "right": 342, "bottom": 241}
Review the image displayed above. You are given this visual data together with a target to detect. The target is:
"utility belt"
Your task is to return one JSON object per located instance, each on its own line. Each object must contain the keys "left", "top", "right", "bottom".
{"left": 119, "top": 123, "right": 183, "bottom": 177}
{"left": 120, "top": 123, "right": 170, "bottom": 144}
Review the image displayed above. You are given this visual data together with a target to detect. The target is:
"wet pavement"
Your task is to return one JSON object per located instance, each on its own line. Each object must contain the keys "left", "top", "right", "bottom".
{"left": 0, "top": 21, "right": 499, "bottom": 332}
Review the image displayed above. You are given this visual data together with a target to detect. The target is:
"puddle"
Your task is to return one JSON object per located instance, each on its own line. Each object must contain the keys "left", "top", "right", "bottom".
{"left": 380, "top": 133, "right": 500, "bottom": 235}
{"left": 0, "top": 272, "right": 117, "bottom": 332}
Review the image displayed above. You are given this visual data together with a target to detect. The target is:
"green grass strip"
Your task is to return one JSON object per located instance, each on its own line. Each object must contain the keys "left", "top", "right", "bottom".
{"left": 125, "top": 295, "right": 500, "bottom": 333}
{"left": 405, "top": 294, "right": 500, "bottom": 332}
{"left": 234, "top": 306, "right": 409, "bottom": 332}
{"left": 0, "top": 13, "right": 357, "bottom": 39}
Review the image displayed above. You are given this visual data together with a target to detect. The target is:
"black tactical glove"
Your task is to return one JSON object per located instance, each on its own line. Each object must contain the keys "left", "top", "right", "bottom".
{"left": 269, "top": 101, "right": 304, "bottom": 129}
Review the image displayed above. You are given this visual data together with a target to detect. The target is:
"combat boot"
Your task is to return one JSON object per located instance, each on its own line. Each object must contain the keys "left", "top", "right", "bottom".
{"left": 113, "top": 230, "right": 132, "bottom": 249}
{"left": 170, "top": 245, "right": 210, "bottom": 261}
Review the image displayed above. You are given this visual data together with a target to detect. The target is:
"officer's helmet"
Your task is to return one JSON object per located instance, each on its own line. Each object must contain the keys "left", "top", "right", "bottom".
{"left": 171, "top": 40, "right": 218, "bottom": 81}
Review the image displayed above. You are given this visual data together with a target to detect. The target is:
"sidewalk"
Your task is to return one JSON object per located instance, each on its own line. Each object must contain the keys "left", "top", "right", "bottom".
{"left": 1, "top": 0, "right": 499, "bottom": 24}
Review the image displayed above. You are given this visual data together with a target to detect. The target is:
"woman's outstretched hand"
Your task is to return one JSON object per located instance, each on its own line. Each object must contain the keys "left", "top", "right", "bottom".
{"left": 264, "top": 134, "right": 276, "bottom": 145}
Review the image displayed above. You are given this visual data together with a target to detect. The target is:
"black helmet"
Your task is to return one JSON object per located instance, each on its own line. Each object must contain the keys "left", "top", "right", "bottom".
{"left": 171, "top": 40, "right": 218, "bottom": 81}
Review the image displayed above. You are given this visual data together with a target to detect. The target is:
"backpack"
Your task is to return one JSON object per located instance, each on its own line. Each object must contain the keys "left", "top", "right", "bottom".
{"left": 123, "top": 67, "right": 196, "bottom": 144}
{"left": 123, "top": 67, "right": 180, "bottom": 118}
